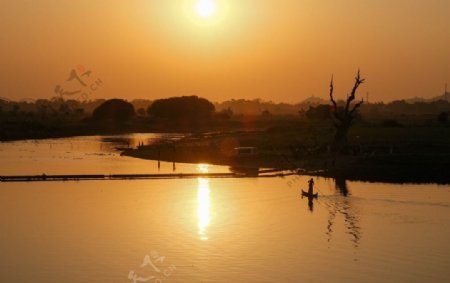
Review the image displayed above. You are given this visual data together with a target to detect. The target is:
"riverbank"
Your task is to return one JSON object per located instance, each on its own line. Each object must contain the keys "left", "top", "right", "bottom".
{"left": 122, "top": 129, "right": 450, "bottom": 184}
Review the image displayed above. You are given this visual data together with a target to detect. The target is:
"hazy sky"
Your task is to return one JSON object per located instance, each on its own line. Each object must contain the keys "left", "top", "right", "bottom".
{"left": 1, "top": 0, "right": 449, "bottom": 103}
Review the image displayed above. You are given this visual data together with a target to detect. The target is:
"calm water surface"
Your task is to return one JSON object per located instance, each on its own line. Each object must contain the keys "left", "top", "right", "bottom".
{"left": 1, "top": 135, "right": 449, "bottom": 283}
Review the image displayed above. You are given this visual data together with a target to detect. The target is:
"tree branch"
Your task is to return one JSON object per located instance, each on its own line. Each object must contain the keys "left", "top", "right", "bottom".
{"left": 329, "top": 75, "right": 337, "bottom": 109}
{"left": 345, "top": 70, "right": 365, "bottom": 113}
{"left": 350, "top": 99, "right": 364, "bottom": 114}
{"left": 329, "top": 75, "right": 342, "bottom": 121}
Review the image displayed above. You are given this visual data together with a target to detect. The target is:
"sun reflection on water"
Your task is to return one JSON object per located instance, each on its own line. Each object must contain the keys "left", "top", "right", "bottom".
{"left": 197, "top": 164, "right": 211, "bottom": 241}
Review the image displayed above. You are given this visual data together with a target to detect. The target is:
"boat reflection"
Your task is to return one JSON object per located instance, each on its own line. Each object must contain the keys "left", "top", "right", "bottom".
{"left": 308, "top": 197, "right": 314, "bottom": 212}
{"left": 197, "top": 164, "right": 211, "bottom": 241}
{"left": 301, "top": 194, "right": 317, "bottom": 212}
{"left": 321, "top": 178, "right": 362, "bottom": 247}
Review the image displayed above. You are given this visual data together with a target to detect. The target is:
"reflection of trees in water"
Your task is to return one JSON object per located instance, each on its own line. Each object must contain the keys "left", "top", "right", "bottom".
{"left": 100, "top": 137, "right": 133, "bottom": 149}
{"left": 323, "top": 178, "right": 361, "bottom": 247}
{"left": 335, "top": 177, "right": 349, "bottom": 196}
{"left": 100, "top": 136, "right": 166, "bottom": 149}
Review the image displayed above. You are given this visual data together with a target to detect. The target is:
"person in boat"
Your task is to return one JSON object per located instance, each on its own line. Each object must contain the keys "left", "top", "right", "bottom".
{"left": 308, "top": 178, "right": 314, "bottom": 195}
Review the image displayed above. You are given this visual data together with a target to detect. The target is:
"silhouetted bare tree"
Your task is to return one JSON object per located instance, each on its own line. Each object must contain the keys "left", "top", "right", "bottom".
{"left": 329, "top": 70, "right": 365, "bottom": 151}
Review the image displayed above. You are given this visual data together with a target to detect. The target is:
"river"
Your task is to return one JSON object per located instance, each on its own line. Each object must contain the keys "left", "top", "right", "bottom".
{"left": 0, "top": 134, "right": 449, "bottom": 283}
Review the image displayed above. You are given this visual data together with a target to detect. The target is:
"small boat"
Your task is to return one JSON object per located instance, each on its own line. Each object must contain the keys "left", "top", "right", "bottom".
{"left": 301, "top": 190, "right": 318, "bottom": 198}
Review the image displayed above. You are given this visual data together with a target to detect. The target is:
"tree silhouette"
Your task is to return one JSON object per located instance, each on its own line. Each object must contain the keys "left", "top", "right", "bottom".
{"left": 329, "top": 70, "right": 365, "bottom": 151}
{"left": 93, "top": 99, "right": 135, "bottom": 123}
{"left": 147, "top": 96, "right": 215, "bottom": 122}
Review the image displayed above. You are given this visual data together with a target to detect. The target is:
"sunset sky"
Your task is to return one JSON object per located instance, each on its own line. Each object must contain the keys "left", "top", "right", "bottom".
{"left": 1, "top": 0, "right": 449, "bottom": 103}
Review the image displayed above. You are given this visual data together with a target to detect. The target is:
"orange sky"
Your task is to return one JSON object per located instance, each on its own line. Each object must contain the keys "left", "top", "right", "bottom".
{"left": 1, "top": 0, "right": 449, "bottom": 103}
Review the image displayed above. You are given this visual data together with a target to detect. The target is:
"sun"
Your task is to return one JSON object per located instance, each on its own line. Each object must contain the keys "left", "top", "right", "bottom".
{"left": 196, "top": 0, "right": 217, "bottom": 18}
{"left": 183, "top": 0, "right": 228, "bottom": 27}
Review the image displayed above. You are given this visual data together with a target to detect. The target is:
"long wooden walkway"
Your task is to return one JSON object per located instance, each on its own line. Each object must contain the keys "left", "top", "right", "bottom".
{"left": 0, "top": 170, "right": 294, "bottom": 183}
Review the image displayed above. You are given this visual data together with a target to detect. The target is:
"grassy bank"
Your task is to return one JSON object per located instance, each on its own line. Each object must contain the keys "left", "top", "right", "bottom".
{"left": 122, "top": 125, "right": 450, "bottom": 184}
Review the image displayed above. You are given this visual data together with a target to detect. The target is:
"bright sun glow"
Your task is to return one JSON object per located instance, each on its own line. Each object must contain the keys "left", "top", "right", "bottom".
{"left": 196, "top": 0, "right": 217, "bottom": 18}
{"left": 197, "top": 164, "right": 210, "bottom": 241}
{"left": 197, "top": 178, "right": 211, "bottom": 241}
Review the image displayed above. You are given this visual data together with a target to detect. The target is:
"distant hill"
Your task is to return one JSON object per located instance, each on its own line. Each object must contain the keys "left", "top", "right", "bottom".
{"left": 299, "top": 96, "right": 328, "bottom": 105}
{"left": 215, "top": 96, "right": 329, "bottom": 116}
{"left": 405, "top": 92, "right": 450, "bottom": 103}
{"left": 430, "top": 92, "right": 450, "bottom": 102}
{"left": 215, "top": 99, "right": 300, "bottom": 116}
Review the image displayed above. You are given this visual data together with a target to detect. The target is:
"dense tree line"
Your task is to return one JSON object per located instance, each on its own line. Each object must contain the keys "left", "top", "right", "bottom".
{"left": 1, "top": 94, "right": 449, "bottom": 141}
